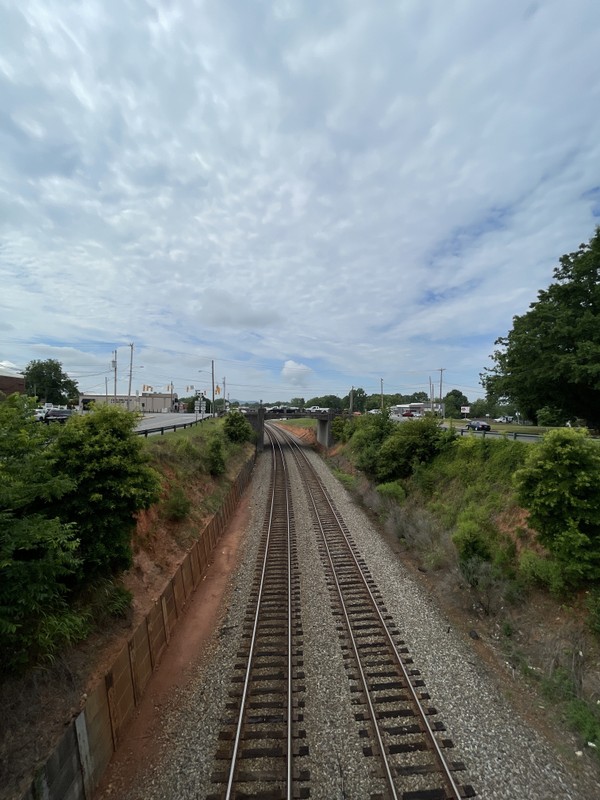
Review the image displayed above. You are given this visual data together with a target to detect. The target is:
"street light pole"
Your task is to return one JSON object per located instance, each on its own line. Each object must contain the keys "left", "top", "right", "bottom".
{"left": 127, "top": 343, "right": 134, "bottom": 411}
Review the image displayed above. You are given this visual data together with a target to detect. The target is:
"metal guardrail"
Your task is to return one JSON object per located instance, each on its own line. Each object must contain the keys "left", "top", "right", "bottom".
{"left": 456, "top": 428, "right": 542, "bottom": 441}
{"left": 135, "top": 416, "right": 213, "bottom": 437}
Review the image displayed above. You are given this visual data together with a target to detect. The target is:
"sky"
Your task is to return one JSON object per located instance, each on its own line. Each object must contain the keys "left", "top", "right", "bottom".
{"left": 1, "top": 0, "right": 600, "bottom": 405}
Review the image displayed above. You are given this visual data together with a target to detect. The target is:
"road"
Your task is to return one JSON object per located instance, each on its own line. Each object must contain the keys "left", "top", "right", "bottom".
{"left": 135, "top": 411, "right": 212, "bottom": 434}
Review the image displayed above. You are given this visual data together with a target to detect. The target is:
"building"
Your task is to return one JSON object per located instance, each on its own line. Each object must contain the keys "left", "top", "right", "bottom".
{"left": 79, "top": 391, "right": 178, "bottom": 414}
{"left": 0, "top": 365, "right": 25, "bottom": 397}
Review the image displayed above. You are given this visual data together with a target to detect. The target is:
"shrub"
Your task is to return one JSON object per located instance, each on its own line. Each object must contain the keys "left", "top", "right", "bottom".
{"left": 376, "top": 481, "right": 406, "bottom": 505}
{"left": 452, "top": 517, "right": 493, "bottom": 563}
{"left": 223, "top": 411, "right": 253, "bottom": 443}
{"left": 50, "top": 405, "right": 161, "bottom": 581}
{"left": 207, "top": 434, "right": 226, "bottom": 476}
{"left": 164, "top": 484, "right": 192, "bottom": 521}
{"left": 518, "top": 549, "right": 566, "bottom": 595}
{"left": 376, "top": 417, "right": 455, "bottom": 482}
{"left": 514, "top": 428, "right": 600, "bottom": 587}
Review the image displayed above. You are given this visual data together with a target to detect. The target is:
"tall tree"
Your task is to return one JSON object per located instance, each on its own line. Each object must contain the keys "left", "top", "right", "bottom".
{"left": 0, "top": 395, "right": 82, "bottom": 672}
{"left": 24, "top": 359, "right": 79, "bottom": 405}
{"left": 482, "top": 227, "right": 600, "bottom": 427}
{"left": 443, "top": 389, "right": 469, "bottom": 419}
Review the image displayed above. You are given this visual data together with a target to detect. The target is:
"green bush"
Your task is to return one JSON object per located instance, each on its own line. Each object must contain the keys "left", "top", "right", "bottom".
{"left": 514, "top": 428, "right": 600, "bottom": 587}
{"left": 164, "top": 484, "right": 191, "bottom": 520}
{"left": 517, "top": 549, "right": 566, "bottom": 595}
{"left": 376, "top": 417, "right": 455, "bottom": 482}
{"left": 223, "top": 411, "right": 254, "bottom": 443}
{"left": 452, "top": 517, "right": 493, "bottom": 563}
{"left": 376, "top": 481, "right": 406, "bottom": 505}
{"left": 207, "top": 434, "right": 226, "bottom": 476}
{"left": 50, "top": 405, "right": 161, "bottom": 581}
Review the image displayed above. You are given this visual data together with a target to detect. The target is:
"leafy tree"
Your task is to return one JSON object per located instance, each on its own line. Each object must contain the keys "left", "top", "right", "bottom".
{"left": 365, "top": 394, "right": 382, "bottom": 412}
{"left": 290, "top": 397, "right": 305, "bottom": 408}
{"left": 376, "top": 416, "right": 456, "bottom": 481}
{"left": 346, "top": 387, "right": 367, "bottom": 413}
{"left": 514, "top": 428, "right": 600, "bottom": 587}
{"left": 350, "top": 410, "right": 394, "bottom": 476}
{"left": 0, "top": 395, "right": 83, "bottom": 672}
{"left": 223, "top": 410, "right": 254, "bottom": 442}
{"left": 469, "top": 399, "right": 490, "bottom": 418}
{"left": 49, "top": 406, "right": 160, "bottom": 580}
{"left": 483, "top": 227, "right": 600, "bottom": 427}
{"left": 24, "top": 359, "right": 79, "bottom": 406}
{"left": 443, "top": 389, "right": 469, "bottom": 419}
{"left": 305, "top": 394, "right": 343, "bottom": 410}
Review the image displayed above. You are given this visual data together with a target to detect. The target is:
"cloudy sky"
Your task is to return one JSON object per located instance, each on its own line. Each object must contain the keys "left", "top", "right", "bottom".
{"left": 2, "top": 0, "right": 600, "bottom": 404}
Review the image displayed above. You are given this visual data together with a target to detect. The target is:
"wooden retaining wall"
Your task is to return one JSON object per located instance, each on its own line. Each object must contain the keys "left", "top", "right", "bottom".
{"left": 20, "top": 456, "right": 255, "bottom": 800}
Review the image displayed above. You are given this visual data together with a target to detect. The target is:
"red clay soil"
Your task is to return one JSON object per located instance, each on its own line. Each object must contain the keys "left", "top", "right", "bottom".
{"left": 93, "top": 489, "right": 253, "bottom": 799}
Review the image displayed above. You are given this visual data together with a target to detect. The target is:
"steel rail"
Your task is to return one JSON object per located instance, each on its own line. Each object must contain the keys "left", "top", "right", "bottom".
{"left": 224, "top": 431, "right": 294, "bottom": 799}
{"left": 277, "top": 425, "right": 464, "bottom": 799}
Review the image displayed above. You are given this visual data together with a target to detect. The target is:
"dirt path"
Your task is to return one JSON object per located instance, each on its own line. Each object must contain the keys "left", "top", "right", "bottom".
{"left": 93, "top": 489, "right": 252, "bottom": 798}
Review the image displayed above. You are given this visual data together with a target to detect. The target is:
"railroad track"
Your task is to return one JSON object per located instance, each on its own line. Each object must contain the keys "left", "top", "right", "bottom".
{"left": 275, "top": 425, "right": 475, "bottom": 799}
{"left": 209, "top": 423, "right": 474, "bottom": 799}
{"left": 208, "top": 431, "right": 309, "bottom": 799}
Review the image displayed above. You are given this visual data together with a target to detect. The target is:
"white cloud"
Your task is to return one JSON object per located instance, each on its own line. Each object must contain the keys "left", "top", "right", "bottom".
{"left": 1, "top": 0, "right": 600, "bottom": 402}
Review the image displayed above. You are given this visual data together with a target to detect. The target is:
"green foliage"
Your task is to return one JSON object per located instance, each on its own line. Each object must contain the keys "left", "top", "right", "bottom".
{"left": 443, "top": 389, "right": 469, "bottom": 419}
{"left": 82, "top": 578, "right": 133, "bottom": 622}
{"left": 223, "top": 410, "right": 254, "bottom": 443}
{"left": 349, "top": 411, "right": 394, "bottom": 476}
{"left": 305, "top": 394, "right": 344, "bottom": 410}
{"left": 0, "top": 395, "right": 83, "bottom": 673}
{"left": 565, "top": 700, "right": 600, "bottom": 754}
{"left": 514, "top": 428, "right": 600, "bottom": 586}
{"left": 207, "top": 434, "right": 226, "bottom": 476}
{"left": 585, "top": 588, "right": 600, "bottom": 636}
{"left": 452, "top": 518, "right": 493, "bottom": 563}
{"left": 483, "top": 227, "right": 600, "bottom": 427}
{"left": 376, "top": 416, "right": 455, "bottom": 481}
{"left": 536, "top": 406, "right": 568, "bottom": 427}
{"left": 163, "top": 485, "right": 191, "bottom": 521}
{"left": 23, "top": 358, "right": 79, "bottom": 406}
{"left": 517, "top": 550, "right": 566, "bottom": 594}
{"left": 332, "top": 415, "right": 356, "bottom": 443}
{"left": 49, "top": 405, "right": 161, "bottom": 581}
{"left": 376, "top": 481, "right": 406, "bottom": 505}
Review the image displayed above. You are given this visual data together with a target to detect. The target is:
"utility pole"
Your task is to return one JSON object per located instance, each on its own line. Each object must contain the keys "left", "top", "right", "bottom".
{"left": 349, "top": 385, "right": 354, "bottom": 414}
{"left": 127, "top": 343, "right": 134, "bottom": 411}
{"left": 439, "top": 368, "right": 446, "bottom": 416}
{"left": 112, "top": 350, "right": 117, "bottom": 402}
{"left": 211, "top": 360, "right": 215, "bottom": 417}
{"left": 223, "top": 376, "right": 226, "bottom": 413}
{"left": 380, "top": 378, "right": 384, "bottom": 412}
{"left": 105, "top": 376, "right": 108, "bottom": 403}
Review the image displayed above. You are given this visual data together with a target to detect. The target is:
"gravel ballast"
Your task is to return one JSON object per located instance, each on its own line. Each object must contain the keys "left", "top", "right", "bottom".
{"left": 103, "top": 438, "right": 600, "bottom": 800}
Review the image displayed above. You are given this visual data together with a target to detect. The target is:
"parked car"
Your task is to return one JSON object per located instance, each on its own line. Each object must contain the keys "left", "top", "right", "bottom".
{"left": 401, "top": 410, "right": 414, "bottom": 417}
{"left": 465, "top": 420, "right": 491, "bottom": 431}
{"left": 494, "top": 416, "right": 514, "bottom": 423}
{"left": 43, "top": 408, "right": 75, "bottom": 424}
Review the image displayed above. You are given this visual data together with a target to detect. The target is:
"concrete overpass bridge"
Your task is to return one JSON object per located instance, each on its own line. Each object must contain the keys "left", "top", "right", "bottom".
{"left": 244, "top": 408, "right": 341, "bottom": 450}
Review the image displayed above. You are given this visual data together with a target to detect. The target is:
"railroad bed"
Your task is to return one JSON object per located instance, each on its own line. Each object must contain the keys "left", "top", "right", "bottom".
{"left": 98, "top": 425, "right": 600, "bottom": 800}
